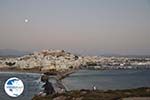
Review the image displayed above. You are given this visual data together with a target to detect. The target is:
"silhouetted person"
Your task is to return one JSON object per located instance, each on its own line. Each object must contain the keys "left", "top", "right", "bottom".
{"left": 41, "top": 75, "right": 55, "bottom": 95}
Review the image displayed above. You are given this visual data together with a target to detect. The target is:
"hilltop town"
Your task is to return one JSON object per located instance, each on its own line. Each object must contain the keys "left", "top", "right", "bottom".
{"left": 0, "top": 49, "right": 150, "bottom": 72}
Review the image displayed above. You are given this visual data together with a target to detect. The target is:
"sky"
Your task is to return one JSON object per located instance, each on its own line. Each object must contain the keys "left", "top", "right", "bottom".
{"left": 0, "top": 0, "right": 150, "bottom": 55}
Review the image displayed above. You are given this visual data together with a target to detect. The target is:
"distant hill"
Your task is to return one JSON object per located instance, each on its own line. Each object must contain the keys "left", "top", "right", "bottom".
{"left": 0, "top": 49, "right": 29, "bottom": 57}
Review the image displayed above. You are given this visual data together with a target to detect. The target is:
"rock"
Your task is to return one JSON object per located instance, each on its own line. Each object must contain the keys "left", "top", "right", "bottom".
{"left": 122, "top": 97, "right": 150, "bottom": 100}
{"left": 73, "top": 97, "right": 83, "bottom": 100}
{"left": 146, "top": 89, "right": 150, "bottom": 92}
{"left": 53, "top": 96, "right": 66, "bottom": 100}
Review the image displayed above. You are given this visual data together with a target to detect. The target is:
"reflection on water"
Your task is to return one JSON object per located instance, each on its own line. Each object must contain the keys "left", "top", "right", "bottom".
{"left": 62, "top": 69, "right": 150, "bottom": 90}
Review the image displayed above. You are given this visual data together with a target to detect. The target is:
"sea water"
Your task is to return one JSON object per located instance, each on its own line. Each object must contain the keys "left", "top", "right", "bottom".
{"left": 0, "top": 69, "right": 150, "bottom": 100}
{"left": 62, "top": 69, "right": 150, "bottom": 90}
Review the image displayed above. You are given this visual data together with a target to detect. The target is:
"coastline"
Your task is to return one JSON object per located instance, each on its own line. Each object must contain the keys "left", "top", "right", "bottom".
{"left": 32, "top": 87, "right": 150, "bottom": 100}
{"left": 1, "top": 68, "right": 150, "bottom": 100}
{"left": 0, "top": 67, "right": 76, "bottom": 83}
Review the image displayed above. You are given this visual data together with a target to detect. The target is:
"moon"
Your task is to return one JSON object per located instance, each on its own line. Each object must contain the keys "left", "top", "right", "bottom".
{"left": 25, "top": 19, "right": 29, "bottom": 23}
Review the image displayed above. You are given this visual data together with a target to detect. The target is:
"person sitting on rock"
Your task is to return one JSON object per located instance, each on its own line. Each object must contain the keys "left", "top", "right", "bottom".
{"left": 41, "top": 75, "right": 55, "bottom": 95}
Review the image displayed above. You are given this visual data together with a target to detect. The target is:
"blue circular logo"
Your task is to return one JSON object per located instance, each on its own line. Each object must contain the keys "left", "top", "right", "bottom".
{"left": 4, "top": 77, "right": 24, "bottom": 97}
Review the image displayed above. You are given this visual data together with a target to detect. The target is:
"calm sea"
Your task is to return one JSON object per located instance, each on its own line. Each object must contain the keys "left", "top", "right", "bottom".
{"left": 62, "top": 69, "right": 150, "bottom": 90}
{"left": 0, "top": 69, "right": 150, "bottom": 100}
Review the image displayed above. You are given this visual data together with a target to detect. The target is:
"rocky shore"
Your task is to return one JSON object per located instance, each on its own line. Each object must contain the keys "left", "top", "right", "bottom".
{"left": 0, "top": 49, "right": 150, "bottom": 73}
{"left": 32, "top": 87, "right": 150, "bottom": 100}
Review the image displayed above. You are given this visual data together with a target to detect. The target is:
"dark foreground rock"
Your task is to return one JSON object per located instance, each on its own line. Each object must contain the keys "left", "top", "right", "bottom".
{"left": 32, "top": 87, "right": 150, "bottom": 100}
